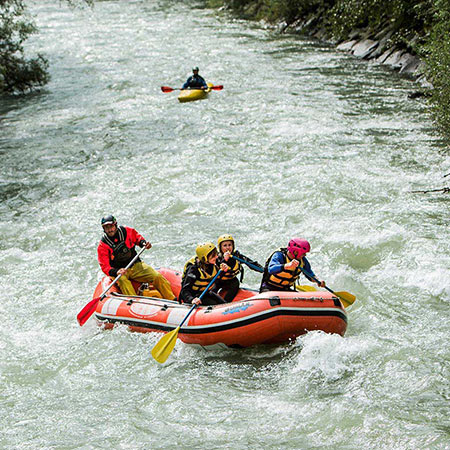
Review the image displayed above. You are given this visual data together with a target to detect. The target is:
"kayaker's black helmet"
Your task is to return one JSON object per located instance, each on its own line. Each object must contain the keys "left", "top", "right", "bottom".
{"left": 101, "top": 215, "right": 117, "bottom": 227}
{"left": 192, "top": 66, "right": 199, "bottom": 72}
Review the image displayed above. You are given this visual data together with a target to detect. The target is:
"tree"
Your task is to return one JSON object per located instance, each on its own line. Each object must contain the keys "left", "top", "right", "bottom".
{"left": 0, "top": 0, "right": 50, "bottom": 93}
{"left": 424, "top": 0, "right": 450, "bottom": 134}
{"left": 0, "top": 0, "right": 92, "bottom": 94}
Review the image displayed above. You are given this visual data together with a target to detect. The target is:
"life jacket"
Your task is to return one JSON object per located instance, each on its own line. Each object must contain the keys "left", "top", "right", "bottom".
{"left": 219, "top": 254, "right": 241, "bottom": 281}
{"left": 184, "top": 259, "right": 219, "bottom": 295}
{"left": 186, "top": 74, "right": 206, "bottom": 88}
{"left": 182, "top": 256, "right": 198, "bottom": 281}
{"left": 101, "top": 226, "right": 137, "bottom": 269}
{"left": 262, "top": 248, "right": 304, "bottom": 289}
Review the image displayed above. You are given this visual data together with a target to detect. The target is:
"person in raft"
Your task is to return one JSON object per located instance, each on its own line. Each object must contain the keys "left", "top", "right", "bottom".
{"left": 182, "top": 67, "right": 208, "bottom": 90}
{"left": 180, "top": 242, "right": 229, "bottom": 306}
{"left": 215, "top": 234, "right": 263, "bottom": 302}
{"left": 97, "top": 215, "right": 176, "bottom": 300}
{"left": 259, "top": 238, "right": 325, "bottom": 293}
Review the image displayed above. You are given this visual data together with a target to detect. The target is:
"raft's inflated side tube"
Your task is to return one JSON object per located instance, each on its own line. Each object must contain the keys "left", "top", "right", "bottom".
{"left": 93, "top": 268, "right": 347, "bottom": 348}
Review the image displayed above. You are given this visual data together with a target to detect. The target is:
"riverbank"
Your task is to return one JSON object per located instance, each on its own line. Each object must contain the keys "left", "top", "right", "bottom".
{"left": 210, "top": 0, "right": 450, "bottom": 137}
{"left": 282, "top": 16, "right": 427, "bottom": 90}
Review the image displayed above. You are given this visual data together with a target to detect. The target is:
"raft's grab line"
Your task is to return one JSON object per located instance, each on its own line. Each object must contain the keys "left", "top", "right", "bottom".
{"left": 108, "top": 291, "right": 334, "bottom": 306}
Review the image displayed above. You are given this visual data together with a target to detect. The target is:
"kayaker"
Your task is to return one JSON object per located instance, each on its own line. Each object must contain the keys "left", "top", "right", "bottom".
{"left": 180, "top": 242, "right": 229, "bottom": 306}
{"left": 259, "top": 238, "right": 325, "bottom": 293}
{"left": 182, "top": 67, "right": 208, "bottom": 90}
{"left": 216, "top": 234, "right": 263, "bottom": 302}
{"left": 97, "top": 215, "right": 176, "bottom": 300}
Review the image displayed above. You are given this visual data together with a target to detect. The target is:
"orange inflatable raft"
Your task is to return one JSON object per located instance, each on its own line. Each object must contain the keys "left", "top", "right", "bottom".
{"left": 93, "top": 268, "right": 347, "bottom": 347}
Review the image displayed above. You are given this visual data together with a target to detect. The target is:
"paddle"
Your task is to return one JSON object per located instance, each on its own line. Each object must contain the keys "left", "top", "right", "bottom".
{"left": 151, "top": 269, "right": 223, "bottom": 364}
{"left": 77, "top": 247, "right": 147, "bottom": 326}
{"left": 161, "top": 85, "right": 223, "bottom": 93}
{"left": 231, "top": 255, "right": 263, "bottom": 272}
{"left": 233, "top": 255, "right": 355, "bottom": 307}
{"left": 298, "top": 266, "right": 356, "bottom": 308}
{"left": 295, "top": 284, "right": 317, "bottom": 292}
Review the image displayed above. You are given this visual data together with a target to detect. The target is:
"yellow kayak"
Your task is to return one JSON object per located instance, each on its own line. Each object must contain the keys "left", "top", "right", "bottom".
{"left": 178, "top": 83, "right": 213, "bottom": 103}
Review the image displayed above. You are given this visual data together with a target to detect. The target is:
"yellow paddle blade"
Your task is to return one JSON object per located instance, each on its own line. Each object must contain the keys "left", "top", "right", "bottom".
{"left": 295, "top": 284, "right": 317, "bottom": 292}
{"left": 295, "top": 284, "right": 356, "bottom": 308}
{"left": 334, "top": 291, "right": 356, "bottom": 308}
{"left": 151, "top": 327, "right": 180, "bottom": 364}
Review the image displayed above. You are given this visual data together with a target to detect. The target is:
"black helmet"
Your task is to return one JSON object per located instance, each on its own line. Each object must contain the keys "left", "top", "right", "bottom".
{"left": 101, "top": 215, "right": 117, "bottom": 227}
{"left": 192, "top": 66, "right": 199, "bottom": 72}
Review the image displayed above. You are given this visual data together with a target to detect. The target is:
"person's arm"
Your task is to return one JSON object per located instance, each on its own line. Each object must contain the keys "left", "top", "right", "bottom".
{"left": 180, "top": 266, "right": 198, "bottom": 304}
{"left": 218, "top": 262, "right": 229, "bottom": 277}
{"left": 267, "top": 252, "right": 286, "bottom": 275}
{"left": 301, "top": 257, "right": 315, "bottom": 280}
{"left": 217, "top": 255, "right": 232, "bottom": 275}
{"left": 200, "top": 76, "right": 208, "bottom": 88}
{"left": 126, "top": 227, "right": 151, "bottom": 249}
{"left": 301, "top": 257, "right": 325, "bottom": 286}
{"left": 97, "top": 242, "right": 116, "bottom": 277}
{"left": 234, "top": 250, "right": 263, "bottom": 271}
{"left": 182, "top": 76, "right": 192, "bottom": 89}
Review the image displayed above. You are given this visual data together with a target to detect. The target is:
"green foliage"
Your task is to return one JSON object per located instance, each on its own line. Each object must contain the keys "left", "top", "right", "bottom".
{"left": 424, "top": 0, "right": 450, "bottom": 133}
{"left": 219, "top": 0, "right": 334, "bottom": 24}
{"left": 260, "top": 0, "right": 305, "bottom": 25}
{"left": 0, "top": 0, "right": 92, "bottom": 94}
{"left": 0, "top": 53, "right": 50, "bottom": 93}
{"left": 0, "top": 0, "right": 49, "bottom": 93}
{"left": 329, "top": 0, "right": 434, "bottom": 47}
{"left": 219, "top": 0, "right": 321, "bottom": 35}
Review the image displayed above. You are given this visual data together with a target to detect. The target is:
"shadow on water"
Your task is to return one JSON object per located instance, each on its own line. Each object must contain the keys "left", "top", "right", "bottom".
{"left": 193, "top": 340, "right": 302, "bottom": 369}
{"left": 0, "top": 89, "right": 49, "bottom": 118}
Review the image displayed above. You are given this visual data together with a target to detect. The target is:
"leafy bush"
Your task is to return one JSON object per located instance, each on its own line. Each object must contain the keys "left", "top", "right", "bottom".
{"left": 0, "top": 0, "right": 92, "bottom": 94}
{"left": 0, "top": 0, "right": 50, "bottom": 93}
{"left": 329, "top": 0, "right": 434, "bottom": 47}
{"left": 424, "top": 0, "right": 450, "bottom": 133}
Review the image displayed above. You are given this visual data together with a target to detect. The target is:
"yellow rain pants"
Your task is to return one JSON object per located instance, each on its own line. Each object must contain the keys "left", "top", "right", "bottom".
{"left": 116, "top": 262, "right": 175, "bottom": 300}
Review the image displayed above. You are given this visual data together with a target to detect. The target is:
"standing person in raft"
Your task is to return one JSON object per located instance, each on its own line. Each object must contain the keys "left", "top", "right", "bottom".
{"left": 97, "top": 215, "right": 176, "bottom": 300}
{"left": 180, "top": 242, "right": 229, "bottom": 306}
{"left": 182, "top": 67, "right": 208, "bottom": 90}
{"left": 216, "top": 234, "right": 263, "bottom": 302}
{"left": 260, "top": 238, "right": 325, "bottom": 293}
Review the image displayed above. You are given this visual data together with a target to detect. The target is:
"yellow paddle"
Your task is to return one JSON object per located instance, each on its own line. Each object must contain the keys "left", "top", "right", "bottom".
{"left": 297, "top": 267, "right": 356, "bottom": 308}
{"left": 330, "top": 291, "right": 355, "bottom": 308}
{"left": 151, "top": 270, "right": 223, "bottom": 364}
{"left": 296, "top": 283, "right": 355, "bottom": 307}
{"left": 295, "top": 284, "right": 317, "bottom": 292}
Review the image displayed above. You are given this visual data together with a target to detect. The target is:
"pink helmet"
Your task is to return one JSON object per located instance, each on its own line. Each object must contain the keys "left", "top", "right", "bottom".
{"left": 287, "top": 238, "right": 310, "bottom": 259}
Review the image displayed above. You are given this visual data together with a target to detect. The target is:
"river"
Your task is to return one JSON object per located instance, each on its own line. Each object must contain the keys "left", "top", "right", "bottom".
{"left": 1, "top": 1, "right": 449, "bottom": 448}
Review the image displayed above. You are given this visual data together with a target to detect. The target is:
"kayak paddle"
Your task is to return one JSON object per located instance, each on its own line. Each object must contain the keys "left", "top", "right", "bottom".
{"left": 161, "top": 85, "right": 223, "bottom": 93}
{"left": 151, "top": 270, "right": 223, "bottom": 364}
{"left": 77, "top": 247, "right": 147, "bottom": 326}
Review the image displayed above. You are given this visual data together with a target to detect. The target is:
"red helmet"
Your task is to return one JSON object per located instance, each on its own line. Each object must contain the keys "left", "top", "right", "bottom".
{"left": 287, "top": 238, "right": 310, "bottom": 259}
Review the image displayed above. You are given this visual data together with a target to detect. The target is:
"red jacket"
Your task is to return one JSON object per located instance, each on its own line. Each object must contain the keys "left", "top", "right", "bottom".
{"left": 97, "top": 226, "right": 146, "bottom": 277}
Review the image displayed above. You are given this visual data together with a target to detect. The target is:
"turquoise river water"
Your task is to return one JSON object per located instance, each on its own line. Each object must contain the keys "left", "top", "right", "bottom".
{"left": 0, "top": 0, "right": 449, "bottom": 448}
